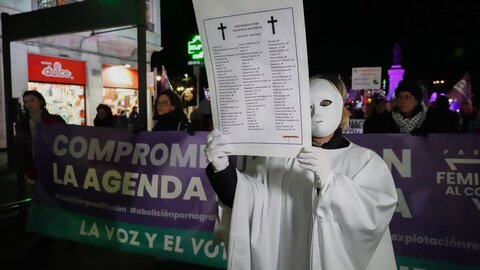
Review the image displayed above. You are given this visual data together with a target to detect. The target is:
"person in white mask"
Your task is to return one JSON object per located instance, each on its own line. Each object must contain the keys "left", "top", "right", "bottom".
{"left": 205, "top": 75, "right": 398, "bottom": 270}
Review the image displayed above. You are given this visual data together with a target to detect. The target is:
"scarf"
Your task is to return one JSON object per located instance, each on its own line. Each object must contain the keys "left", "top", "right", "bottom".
{"left": 392, "top": 109, "right": 425, "bottom": 133}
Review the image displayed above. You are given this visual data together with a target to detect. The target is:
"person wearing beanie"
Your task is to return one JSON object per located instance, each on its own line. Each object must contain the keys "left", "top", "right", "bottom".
{"left": 391, "top": 79, "right": 428, "bottom": 134}
{"left": 395, "top": 80, "right": 423, "bottom": 105}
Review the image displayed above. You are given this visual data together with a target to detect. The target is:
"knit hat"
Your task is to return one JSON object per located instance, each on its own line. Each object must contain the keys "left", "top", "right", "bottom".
{"left": 395, "top": 80, "right": 423, "bottom": 104}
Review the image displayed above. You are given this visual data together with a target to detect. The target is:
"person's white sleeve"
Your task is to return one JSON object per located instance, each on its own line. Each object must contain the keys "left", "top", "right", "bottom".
{"left": 217, "top": 157, "right": 271, "bottom": 269}
{"left": 315, "top": 151, "right": 397, "bottom": 269}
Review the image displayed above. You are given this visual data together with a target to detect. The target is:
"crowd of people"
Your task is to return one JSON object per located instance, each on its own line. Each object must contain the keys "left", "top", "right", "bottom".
{"left": 89, "top": 89, "right": 213, "bottom": 133}
{"left": 15, "top": 80, "right": 479, "bottom": 183}
{"left": 361, "top": 80, "right": 479, "bottom": 135}
{"left": 88, "top": 82, "right": 480, "bottom": 137}
{"left": 15, "top": 89, "right": 214, "bottom": 187}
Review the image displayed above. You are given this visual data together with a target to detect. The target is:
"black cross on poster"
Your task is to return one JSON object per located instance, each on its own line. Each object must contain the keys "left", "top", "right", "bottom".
{"left": 217, "top": 23, "right": 227, "bottom": 40}
{"left": 267, "top": 16, "right": 278, "bottom": 34}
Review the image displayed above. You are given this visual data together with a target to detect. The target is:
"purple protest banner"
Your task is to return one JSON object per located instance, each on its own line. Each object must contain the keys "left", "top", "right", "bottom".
{"left": 27, "top": 124, "right": 227, "bottom": 267}
{"left": 347, "top": 134, "right": 480, "bottom": 269}
{"left": 27, "top": 124, "right": 479, "bottom": 269}
{"left": 33, "top": 124, "right": 216, "bottom": 231}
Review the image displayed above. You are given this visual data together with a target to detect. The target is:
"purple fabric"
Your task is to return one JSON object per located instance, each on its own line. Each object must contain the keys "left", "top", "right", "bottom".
{"left": 346, "top": 134, "right": 479, "bottom": 265}
{"left": 33, "top": 125, "right": 479, "bottom": 265}
{"left": 34, "top": 124, "right": 216, "bottom": 232}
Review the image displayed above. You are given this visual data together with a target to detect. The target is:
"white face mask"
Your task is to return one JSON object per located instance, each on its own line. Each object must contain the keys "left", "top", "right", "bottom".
{"left": 309, "top": 78, "right": 344, "bottom": 137}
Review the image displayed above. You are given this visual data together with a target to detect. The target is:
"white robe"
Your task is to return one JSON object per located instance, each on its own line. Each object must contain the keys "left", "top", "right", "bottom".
{"left": 216, "top": 142, "right": 398, "bottom": 270}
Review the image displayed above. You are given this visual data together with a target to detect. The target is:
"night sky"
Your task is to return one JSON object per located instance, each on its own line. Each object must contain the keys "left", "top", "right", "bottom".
{"left": 159, "top": 0, "right": 479, "bottom": 91}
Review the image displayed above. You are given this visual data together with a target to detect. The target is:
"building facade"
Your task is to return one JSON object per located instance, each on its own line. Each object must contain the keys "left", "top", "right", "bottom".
{"left": 0, "top": 0, "right": 162, "bottom": 147}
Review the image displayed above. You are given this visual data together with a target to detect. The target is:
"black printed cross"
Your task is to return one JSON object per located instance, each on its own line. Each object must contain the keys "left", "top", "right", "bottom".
{"left": 268, "top": 16, "right": 278, "bottom": 35}
{"left": 218, "top": 23, "right": 227, "bottom": 40}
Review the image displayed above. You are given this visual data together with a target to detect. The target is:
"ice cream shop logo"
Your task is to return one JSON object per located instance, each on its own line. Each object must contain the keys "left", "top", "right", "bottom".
{"left": 41, "top": 62, "right": 73, "bottom": 79}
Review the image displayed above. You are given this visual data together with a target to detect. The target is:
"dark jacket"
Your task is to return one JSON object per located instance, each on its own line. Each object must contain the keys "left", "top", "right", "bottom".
{"left": 93, "top": 115, "right": 122, "bottom": 129}
{"left": 363, "top": 112, "right": 398, "bottom": 133}
{"left": 15, "top": 112, "right": 66, "bottom": 180}
{"left": 152, "top": 111, "right": 188, "bottom": 131}
{"left": 128, "top": 110, "right": 139, "bottom": 126}
{"left": 424, "top": 106, "right": 460, "bottom": 133}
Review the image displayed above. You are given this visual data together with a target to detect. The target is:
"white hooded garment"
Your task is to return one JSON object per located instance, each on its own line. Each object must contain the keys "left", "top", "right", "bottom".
{"left": 216, "top": 142, "right": 398, "bottom": 270}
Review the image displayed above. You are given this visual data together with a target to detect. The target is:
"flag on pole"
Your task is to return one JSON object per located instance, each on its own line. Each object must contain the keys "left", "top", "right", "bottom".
{"left": 447, "top": 73, "right": 472, "bottom": 104}
{"left": 159, "top": 65, "right": 173, "bottom": 91}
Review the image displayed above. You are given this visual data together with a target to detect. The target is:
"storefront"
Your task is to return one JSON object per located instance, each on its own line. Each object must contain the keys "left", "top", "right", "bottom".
{"left": 27, "top": 54, "right": 87, "bottom": 125}
{"left": 101, "top": 64, "right": 139, "bottom": 115}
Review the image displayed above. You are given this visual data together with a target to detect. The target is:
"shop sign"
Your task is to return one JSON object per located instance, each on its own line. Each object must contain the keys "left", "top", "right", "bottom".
{"left": 102, "top": 64, "right": 139, "bottom": 89}
{"left": 28, "top": 54, "right": 86, "bottom": 85}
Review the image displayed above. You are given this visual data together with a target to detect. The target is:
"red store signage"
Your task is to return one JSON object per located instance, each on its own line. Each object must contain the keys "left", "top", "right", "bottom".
{"left": 28, "top": 54, "right": 86, "bottom": 85}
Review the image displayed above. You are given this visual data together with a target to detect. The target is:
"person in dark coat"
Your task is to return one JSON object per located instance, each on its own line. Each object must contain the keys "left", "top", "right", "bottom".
{"left": 15, "top": 90, "right": 69, "bottom": 257}
{"left": 93, "top": 104, "right": 121, "bottom": 129}
{"left": 389, "top": 80, "right": 429, "bottom": 135}
{"left": 189, "top": 99, "right": 213, "bottom": 132}
{"left": 128, "top": 106, "right": 140, "bottom": 130}
{"left": 117, "top": 108, "right": 128, "bottom": 130}
{"left": 363, "top": 95, "right": 397, "bottom": 133}
{"left": 15, "top": 90, "right": 66, "bottom": 183}
{"left": 152, "top": 90, "right": 188, "bottom": 131}
{"left": 424, "top": 95, "right": 460, "bottom": 133}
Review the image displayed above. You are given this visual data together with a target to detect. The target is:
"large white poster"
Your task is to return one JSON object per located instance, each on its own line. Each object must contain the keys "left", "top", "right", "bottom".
{"left": 193, "top": 0, "right": 311, "bottom": 157}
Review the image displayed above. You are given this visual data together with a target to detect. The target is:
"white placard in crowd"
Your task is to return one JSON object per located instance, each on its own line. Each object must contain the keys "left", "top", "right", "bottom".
{"left": 352, "top": 67, "right": 382, "bottom": 90}
{"left": 193, "top": 0, "right": 311, "bottom": 157}
{"left": 343, "top": 119, "right": 365, "bottom": 134}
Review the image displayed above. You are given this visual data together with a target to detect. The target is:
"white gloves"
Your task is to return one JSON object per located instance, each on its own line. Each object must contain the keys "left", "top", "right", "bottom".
{"left": 205, "top": 129, "right": 233, "bottom": 172}
{"left": 297, "top": 147, "right": 333, "bottom": 189}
